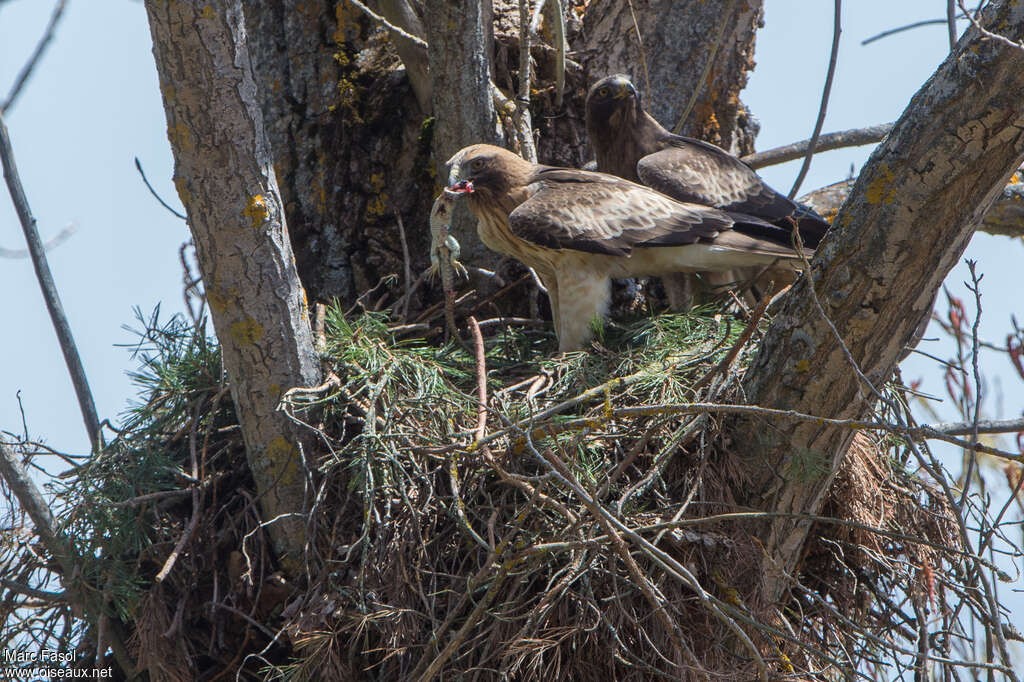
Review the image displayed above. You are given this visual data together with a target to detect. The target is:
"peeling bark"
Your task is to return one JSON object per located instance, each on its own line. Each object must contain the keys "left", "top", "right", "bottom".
{"left": 737, "top": 0, "right": 1024, "bottom": 604}
{"left": 145, "top": 0, "right": 322, "bottom": 575}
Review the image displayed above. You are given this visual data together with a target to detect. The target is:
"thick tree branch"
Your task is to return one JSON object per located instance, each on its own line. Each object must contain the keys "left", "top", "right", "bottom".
{"left": 741, "top": 123, "right": 894, "bottom": 170}
{"left": 144, "top": 0, "right": 321, "bottom": 576}
{"left": 423, "top": 0, "right": 503, "bottom": 269}
{"left": 737, "top": 0, "right": 1024, "bottom": 606}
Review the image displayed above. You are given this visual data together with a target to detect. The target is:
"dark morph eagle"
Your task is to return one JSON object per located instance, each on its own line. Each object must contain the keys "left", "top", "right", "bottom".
{"left": 445, "top": 144, "right": 811, "bottom": 351}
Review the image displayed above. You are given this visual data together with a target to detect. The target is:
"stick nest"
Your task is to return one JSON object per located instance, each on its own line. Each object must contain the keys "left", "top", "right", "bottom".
{"left": 4, "top": 306, "right": 962, "bottom": 680}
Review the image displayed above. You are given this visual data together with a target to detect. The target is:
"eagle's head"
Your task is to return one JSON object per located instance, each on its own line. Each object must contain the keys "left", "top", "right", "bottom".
{"left": 585, "top": 74, "right": 641, "bottom": 132}
{"left": 445, "top": 144, "right": 534, "bottom": 200}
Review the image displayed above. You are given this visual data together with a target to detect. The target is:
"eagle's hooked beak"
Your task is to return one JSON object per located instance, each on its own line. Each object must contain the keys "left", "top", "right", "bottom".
{"left": 445, "top": 162, "right": 474, "bottom": 195}
{"left": 605, "top": 75, "right": 637, "bottom": 100}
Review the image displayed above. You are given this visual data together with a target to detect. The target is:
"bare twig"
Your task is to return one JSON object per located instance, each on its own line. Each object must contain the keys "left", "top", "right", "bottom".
{"left": 548, "top": 0, "right": 566, "bottom": 107}
{"left": 958, "top": 0, "right": 1024, "bottom": 51}
{"left": 861, "top": 18, "right": 961, "bottom": 46}
{"left": 349, "top": 0, "right": 428, "bottom": 47}
{"left": 468, "top": 316, "right": 488, "bottom": 447}
{"left": 788, "top": 0, "right": 842, "bottom": 199}
{"left": 691, "top": 293, "right": 770, "bottom": 391}
{"left": 516, "top": 0, "right": 538, "bottom": 162}
{"left": 394, "top": 207, "right": 413, "bottom": 322}
{"left": 0, "top": 222, "right": 76, "bottom": 259}
{"left": 1, "top": 0, "right": 68, "bottom": 114}
{"left": 134, "top": 157, "right": 186, "bottom": 219}
{"left": 0, "top": 112, "right": 102, "bottom": 452}
{"left": 155, "top": 402, "right": 203, "bottom": 582}
{"left": 947, "top": 0, "right": 959, "bottom": 49}
{"left": 741, "top": 123, "right": 893, "bottom": 170}
{"left": 926, "top": 416, "right": 1024, "bottom": 436}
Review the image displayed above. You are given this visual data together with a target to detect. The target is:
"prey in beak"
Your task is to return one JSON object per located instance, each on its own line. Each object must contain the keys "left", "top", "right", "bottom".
{"left": 445, "top": 180, "right": 474, "bottom": 195}
{"left": 445, "top": 153, "right": 475, "bottom": 195}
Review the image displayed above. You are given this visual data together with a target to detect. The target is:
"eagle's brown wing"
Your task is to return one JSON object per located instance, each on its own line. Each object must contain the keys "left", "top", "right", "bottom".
{"left": 508, "top": 168, "right": 793, "bottom": 257}
{"left": 635, "top": 136, "right": 789, "bottom": 215}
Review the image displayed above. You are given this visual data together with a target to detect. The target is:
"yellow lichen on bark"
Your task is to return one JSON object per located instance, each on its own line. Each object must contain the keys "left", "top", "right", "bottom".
{"left": 206, "top": 284, "right": 238, "bottom": 314}
{"left": 865, "top": 163, "right": 896, "bottom": 204}
{"left": 266, "top": 437, "right": 300, "bottom": 485}
{"left": 243, "top": 194, "right": 268, "bottom": 228}
{"left": 230, "top": 317, "right": 264, "bottom": 346}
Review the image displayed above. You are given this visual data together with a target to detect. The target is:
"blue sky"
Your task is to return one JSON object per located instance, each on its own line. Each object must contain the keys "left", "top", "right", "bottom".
{"left": 1, "top": 0, "right": 1021, "bottom": 671}
{"left": 1, "top": 0, "right": 1019, "bottom": 470}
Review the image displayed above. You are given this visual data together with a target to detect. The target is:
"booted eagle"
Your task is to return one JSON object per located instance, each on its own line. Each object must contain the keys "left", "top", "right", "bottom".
{"left": 585, "top": 74, "right": 830, "bottom": 247}
{"left": 446, "top": 144, "right": 810, "bottom": 351}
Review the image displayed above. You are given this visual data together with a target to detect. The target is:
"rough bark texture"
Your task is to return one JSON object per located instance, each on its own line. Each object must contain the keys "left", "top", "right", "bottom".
{"left": 424, "top": 0, "right": 503, "bottom": 268}
{"left": 241, "top": 1, "right": 763, "bottom": 309}
{"left": 737, "top": 1, "right": 1024, "bottom": 604}
{"left": 244, "top": 1, "right": 439, "bottom": 308}
{"left": 581, "top": 0, "right": 762, "bottom": 154}
{"left": 145, "top": 0, "right": 322, "bottom": 574}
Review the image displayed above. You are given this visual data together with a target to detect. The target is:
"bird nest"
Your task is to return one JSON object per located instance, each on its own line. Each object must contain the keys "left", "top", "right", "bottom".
{"left": 15, "top": 304, "right": 962, "bottom": 681}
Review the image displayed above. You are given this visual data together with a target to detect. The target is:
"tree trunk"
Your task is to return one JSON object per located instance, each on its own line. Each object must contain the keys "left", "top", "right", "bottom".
{"left": 424, "top": 0, "right": 503, "bottom": 267}
{"left": 736, "top": 0, "right": 1024, "bottom": 605}
{"left": 242, "top": 0, "right": 763, "bottom": 308}
{"left": 581, "top": 0, "right": 763, "bottom": 153}
{"left": 145, "top": 0, "right": 322, "bottom": 576}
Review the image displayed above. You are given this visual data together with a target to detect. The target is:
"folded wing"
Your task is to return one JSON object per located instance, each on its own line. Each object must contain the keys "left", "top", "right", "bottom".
{"left": 508, "top": 168, "right": 806, "bottom": 258}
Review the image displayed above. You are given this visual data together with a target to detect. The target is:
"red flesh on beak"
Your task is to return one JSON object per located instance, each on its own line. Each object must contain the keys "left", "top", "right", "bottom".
{"left": 446, "top": 180, "right": 474, "bottom": 194}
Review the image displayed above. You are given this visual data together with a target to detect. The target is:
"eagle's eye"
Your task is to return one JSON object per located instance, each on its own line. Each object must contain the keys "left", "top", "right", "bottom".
{"left": 470, "top": 158, "right": 485, "bottom": 171}
{"left": 597, "top": 86, "right": 610, "bottom": 98}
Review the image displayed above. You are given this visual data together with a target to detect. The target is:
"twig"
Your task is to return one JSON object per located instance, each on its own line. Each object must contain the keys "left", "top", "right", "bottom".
{"left": 448, "top": 400, "right": 1023, "bottom": 462}
{"left": 0, "top": 222, "right": 76, "bottom": 259}
{"left": 135, "top": 157, "right": 186, "bottom": 220}
{"left": 788, "top": 0, "right": 842, "bottom": 199}
{"left": 925, "top": 416, "right": 1024, "bottom": 436}
{"left": 349, "top": 0, "right": 428, "bottom": 47}
{"left": 516, "top": 0, "right": 538, "bottom": 162}
{"left": 740, "top": 123, "right": 893, "bottom": 170}
{"left": 468, "top": 317, "right": 488, "bottom": 447}
{"left": 548, "top": 0, "right": 566, "bottom": 107}
{"left": 861, "top": 18, "right": 961, "bottom": 46}
{"left": 624, "top": 0, "right": 651, "bottom": 109}
{"left": 0, "top": 0, "right": 68, "bottom": 114}
{"left": 691, "top": 293, "right": 769, "bottom": 391}
{"left": 394, "top": 207, "right": 413, "bottom": 322}
{"left": 947, "top": 0, "right": 959, "bottom": 49}
{"left": 958, "top": 260, "right": 984, "bottom": 509}
{"left": 673, "top": 0, "right": 734, "bottom": 134}
{"left": 958, "top": 0, "right": 1024, "bottom": 52}
{"left": 415, "top": 564, "right": 511, "bottom": 682}
{"left": 0, "top": 112, "right": 102, "bottom": 453}
{"left": 155, "top": 401, "right": 204, "bottom": 582}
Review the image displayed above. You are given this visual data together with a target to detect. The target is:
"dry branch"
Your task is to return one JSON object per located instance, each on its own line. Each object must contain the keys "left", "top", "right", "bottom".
{"left": 738, "top": 0, "right": 1024, "bottom": 612}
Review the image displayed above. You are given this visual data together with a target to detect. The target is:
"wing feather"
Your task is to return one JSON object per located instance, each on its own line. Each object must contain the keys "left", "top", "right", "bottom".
{"left": 508, "top": 169, "right": 733, "bottom": 256}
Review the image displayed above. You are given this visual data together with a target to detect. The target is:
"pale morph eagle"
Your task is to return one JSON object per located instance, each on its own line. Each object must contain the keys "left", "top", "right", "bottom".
{"left": 446, "top": 144, "right": 811, "bottom": 351}
{"left": 585, "top": 74, "right": 830, "bottom": 247}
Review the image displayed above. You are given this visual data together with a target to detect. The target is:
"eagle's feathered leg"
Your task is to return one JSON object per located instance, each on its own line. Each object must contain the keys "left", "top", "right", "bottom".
{"left": 552, "top": 268, "right": 611, "bottom": 352}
